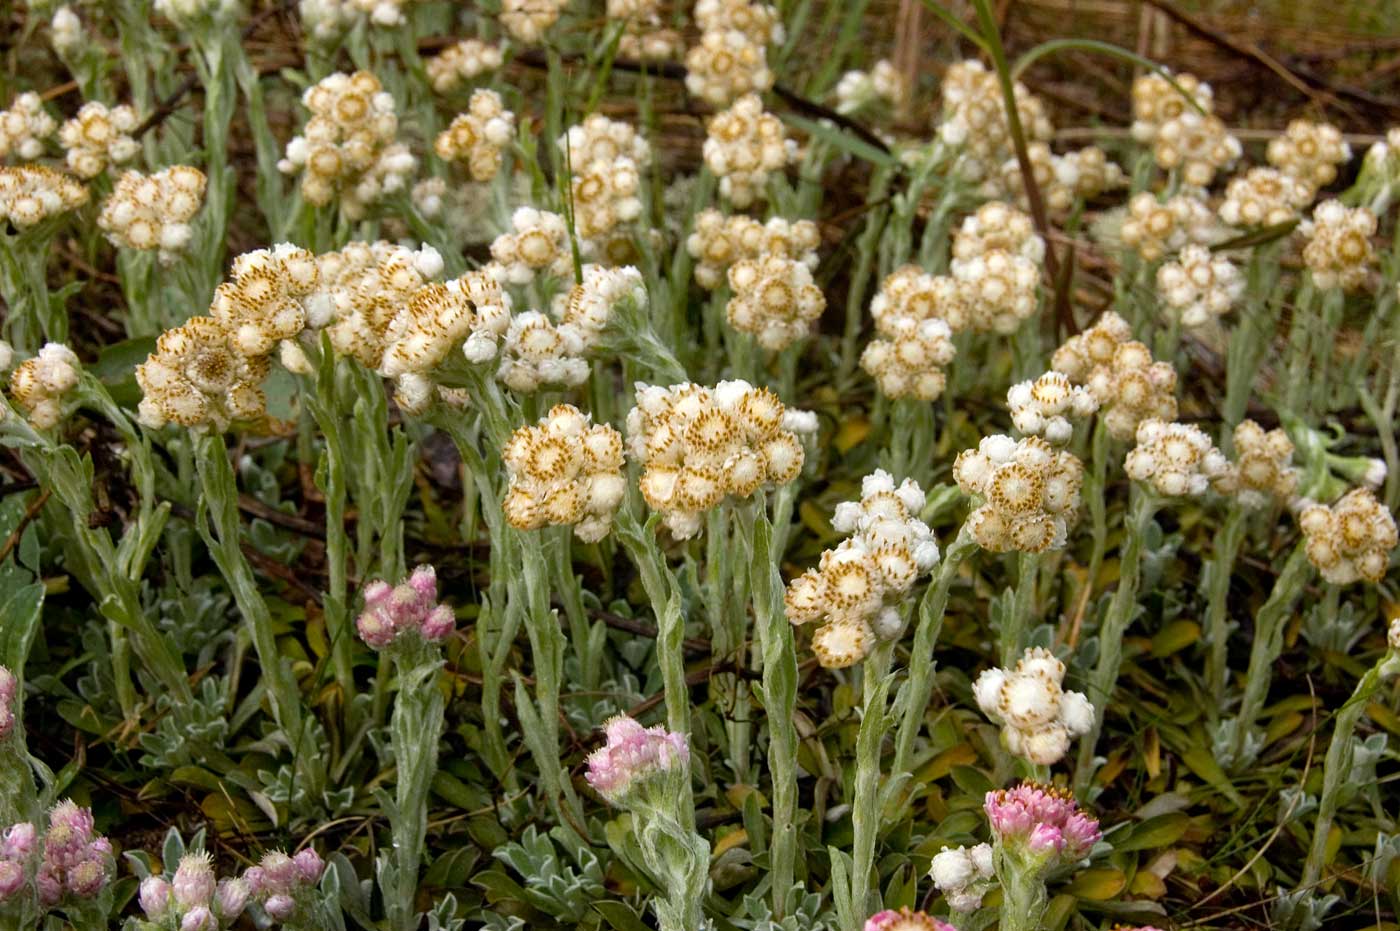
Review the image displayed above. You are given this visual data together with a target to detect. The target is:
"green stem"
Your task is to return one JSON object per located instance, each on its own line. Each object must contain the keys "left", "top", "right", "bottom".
{"left": 1002, "top": 551, "right": 1038, "bottom": 667}
{"left": 848, "top": 641, "right": 895, "bottom": 925}
{"left": 1204, "top": 505, "right": 1248, "bottom": 716}
{"left": 385, "top": 640, "right": 445, "bottom": 931}
{"left": 996, "top": 850, "right": 1050, "bottom": 931}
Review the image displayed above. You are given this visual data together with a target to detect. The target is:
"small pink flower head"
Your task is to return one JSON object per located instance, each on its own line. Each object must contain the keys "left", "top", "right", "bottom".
{"left": 419, "top": 604, "right": 456, "bottom": 642}
{"left": 215, "top": 876, "right": 249, "bottom": 918}
{"left": 0, "top": 861, "right": 25, "bottom": 902}
{"left": 173, "top": 851, "right": 216, "bottom": 908}
{"left": 65, "top": 853, "right": 111, "bottom": 898}
{"left": 584, "top": 715, "right": 690, "bottom": 803}
{"left": 43, "top": 800, "right": 94, "bottom": 867}
{"left": 1, "top": 822, "right": 36, "bottom": 859}
{"left": 407, "top": 564, "right": 438, "bottom": 604}
{"left": 292, "top": 848, "right": 324, "bottom": 884}
{"left": 254, "top": 851, "right": 299, "bottom": 891}
{"left": 355, "top": 566, "right": 454, "bottom": 649}
{"left": 180, "top": 904, "right": 215, "bottom": 931}
{"left": 242, "top": 865, "right": 265, "bottom": 896}
{"left": 36, "top": 862, "right": 60, "bottom": 905}
{"left": 264, "top": 893, "right": 297, "bottom": 920}
{"left": 139, "top": 875, "right": 172, "bottom": 917}
{"left": 985, "top": 781, "right": 1100, "bottom": 867}
{"left": 0, "top": 666, "right": 15, "bottom": 740}
{"left": 864, "top": 907, "right": 957, "bottom": 931}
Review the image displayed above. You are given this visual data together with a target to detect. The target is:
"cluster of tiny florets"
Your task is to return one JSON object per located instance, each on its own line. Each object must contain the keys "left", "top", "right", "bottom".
{"left": 355, "top": 565, "right": 455, "bottom": 648}
{"left": 954, "top": 435, "right": 1084, "bottom": 553}
{"left": 864, "top": 908, "right": 955, "bottom": 931}
{"left": 242, "top": 849, "right": 324, "bottom": 924}
{"left": 785, "top": 471, "right": 940, "bottom": 668}
{"left": 928, "top": 844, "right": 995, "bottom": 913}
{"left": 984, "top": 781, "right": 1101, "bottom": 862}
{"left": 0, "top": 92, "right": 56, "bottom": 160}
{"left": 97, "top": 166, "right": 207, "bottom": 263}
{"left": 1007, "top": 371, "right": 1098, "bottom": 444}
{"left": 1130, "top": 71, "right": 1213, "bottom": 145}
{"left": 686, "top": 209, "right": 819, "bottom": 290}
{"left": 868, "top": 265, "right": 969, "bottom": 333}
{"left": 1212, "top": 419, "right": 1299, "bottom": 508}
{"left": 210, "top": 244, "right": 328, "bottom": 359}
{"left": 974, "top": 647, "right": 1095, "bottom": 765}
{"left": 499, "top": 0, "right": 569, "bottom": 43}
{"left": 684, "top": 0, "right": 783, "bottom": 106}
{"left": 560, "top": 115, "right": 649, "bottom": 244}
{"left": 1218, "top": 167, "right": 1313, "bottom": 228}
{"left": 29, "top": 801, "right": 115, "bottom": 907}
{"left": 299, "top": 0, "right": 409, "bottom": 38}
{"left": 434, "top": 89, "right": 514, "bottom": 182}
{"left": 278, "top": 71, "right": 415, "bottom": 219}
{"left": 7, "top": 343, "right": 81, "bottom": 430}
{"left": 58, "top": 101, "right": 139, "bottom": 178}
{"left": 503, "top": 404, "right": 627, "bottom": 543}
{"left": 138, "top": 851, "right": 249, "bottom": 930}
{"left": 834, "top": 60, "right": 907, "bottom": 115}
{"left": 1299, "top": 488, "right": 1398, "bottom": 585}
{"left": 1153, "top": 110, "right": 1241, "bottom": 187}
{"left": 938, "top": 59, "right": 1054, "bottom": 188}
{"left": 1124, "top": 419, "right": 1230, "bottom": 497}
{"left": 610, "top": 0, "right": 682, "bottom": 61}
{"left": 1299, "top": 199, "right": 1376, "bottom": 291}
{"left": 942, "top": 201, "right": 1045, "bottom": 332}
{"left": 137, "top": 317, "right": 271, "bottom": 430}
{"left": 489, "top": 206, "right": 578, "bottom": 284}
{"left": 425, "top": 39, "right": 505, "bottom": 94}
{"left": 861, "top": 314, "right": 956, "bottom": 401}
{"left": 702, "top": 94, "right": 795, "bottom": 208}
{"left": 1267, "top": 119, "right": 1350, "bottom": 193}
{"left": 1155, "top": 244, "right": 1244, "bottom": 329}
{"left": 725, "top": 252, "right": 826, "bottom": 350}
{"left": 1052, "top": 312, "right": 1178, "bottom": 440}
{"left": 1120, "top": 191, "right": 1218, "bottom": 262}
{"left": 0, "top": 165, "right": 88, "bottom": 229}
{"left": 585, "top": 715, "right": 690, "bottom": 804}
{"left": 626, "top": 380, "right": 809, "bottom": 539}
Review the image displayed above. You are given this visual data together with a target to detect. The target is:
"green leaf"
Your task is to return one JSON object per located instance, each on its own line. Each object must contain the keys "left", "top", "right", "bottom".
{"left": 593, "top": 901, "right": 652, "bottom": 931}
{"left": 1063, "top": 867, "right": 1127, "bottom": 900}
{"left": 784, "top": 115, "right": 897, "bottom": 169}
{"left": 1116, "top": 812, "right": 1191, "bottom": 852}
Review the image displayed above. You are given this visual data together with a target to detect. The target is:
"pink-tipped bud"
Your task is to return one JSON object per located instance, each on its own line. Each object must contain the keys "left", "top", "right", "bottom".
{"left": 292, "top": 848, "right": 323, "bottom": 884}
{"left": 264, "top": 893, "right": 296, "bottom": 920}
{"left": 361, "top": 579, "right": 393, "bottom": 608}
{"left": 1027, "top": 823, "right": 1063, "bottom": 855}
{"left": 36, "top": 863, "right": 60, "bottom": 906}
{"left": 242, "top": 866, "right": 265, "bottom": 896}
{"left": 173, "top": 852, "right": 216, "bottom": 908}
{"left": 139, "top": 875, "right": 173, "bottom": 917}
{"left": 0, "top": 861, "right": 25, "bottom": 902}
{"left": 259, "top": 852, "right": 299, "bottom": 889}
{"left": 419, "top": 604, "right": 455, "bottom": 641}
{"left": 1, "top": 823, "right": 36, "bottom": 859}
{"left": 66, "top": 855, "right": 109, "bottom": 898}
{"left": 407, "top": 564, "right": 438, "bottom": 603}
{"left": 216, "top": 877, "right": 249, "bottom": 918}
{"left": 355, "top": 609, "right": 395, "bottom": 648}
{"left": 180, "top": 905, "right": 215, "bottom": 931}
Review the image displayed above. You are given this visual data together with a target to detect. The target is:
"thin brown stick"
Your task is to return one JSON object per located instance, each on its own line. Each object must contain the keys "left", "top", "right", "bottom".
{"left": 0, "top": 488, "right": 51, "bottom": 565}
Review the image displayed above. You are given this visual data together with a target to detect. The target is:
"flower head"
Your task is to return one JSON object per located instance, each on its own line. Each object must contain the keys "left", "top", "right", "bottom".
{"left": 355, "top": 565, "right": 455, "bottom": 648}
{"left": 974, "top": 647, "right": 1094, "bottom": 765}
{"left": 928, "top": 843, "right": 995, "bottom": 912}
{"left": 864, "top": 908, "right": 956, "bottom": 931}
{"left": 985, "top": 781, "right": 1100, "bottom": 865}
{"left": 954, "top": 436, "right": 1085, "bottom": 554}
{"left": 1299, "top": 488, "right": 1397, "bottom": 585}
{"left": 503, "top": 404, "right": 626, "bottom": 543}
{"left": 585, "top": 715, "right": 690, "bottom": 803}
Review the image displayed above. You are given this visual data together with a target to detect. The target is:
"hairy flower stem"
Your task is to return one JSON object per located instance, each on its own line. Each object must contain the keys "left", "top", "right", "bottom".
{"left": 1225, "top": 245, "right": 1284, "bottom": 427}
{"left": 1204, "top": 504, "right": 1248, "bottom": 716}
{"left": 838, "top": 166, "right": 892, "bottom": 387}
{"left": 194, "top": 432, "right": 316, "bottom": 793}
{"left": 1075, "top": 487, "right": 1157, "bottom": 795}
{"left": 1001, "top": 551, "right": 1039, "bottom": 667}
{"left": 1083, "top": 419, "right": 1111, "bottom": 591}
{"left": 382, "top": 638, "right": 445, "bottom": 931}
{"left": 1224, "top": 542, "right": 1312, "bottom": 768}
{"left": 706, "top": 506, "right": 753, "bottom": 783}
{"left": 1300, "top": 646, "right": 1397, "bottom": 891}
{"left": 892, "top": 529, "right": 975, "bottom": 783}
{"left": 995, "top": 849, "right": 1050, "bottom": 931}
{"left": 848, "top": 641, "right": 896, "bottom": 925}
{"left": 634, "top": 799, "right": 710, "bottom": 931}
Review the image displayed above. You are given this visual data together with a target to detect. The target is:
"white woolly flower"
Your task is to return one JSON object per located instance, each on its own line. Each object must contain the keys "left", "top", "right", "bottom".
{"left": 1155, "top": 244, "right": 1244, "bottom": 329}
{"left": 973, "top": 646, "right": 1094, "bottom": 765}
{"left": 1123, "top": 419, "right": 1230, "bottom": 498}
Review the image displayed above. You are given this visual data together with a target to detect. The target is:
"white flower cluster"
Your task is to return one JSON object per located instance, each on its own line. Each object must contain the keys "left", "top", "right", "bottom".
{"left": 153, "top": 0, "right": 240, "bottom": 26}
{"left": 1052, "top": 311, "right": 1178, "bottom": 440}
{"left": 860, "top": 314, "right": 956, "bottom": 401}
{"left": 686, "top": 210, "right": 819, "bottom": 290}
{"left": 503, "top": 403, "right": 627, "bottom": 543}
{"left": 1007, "top": 372, "right": 1097, "bottom": 444}
{"left": 381, "top": 270, "right": 512, "bottom": 413}
{"left": 1267, "top": 119, "right": 1350, "bottom": 193}
{"left": 211, "top": 244, "right": 331, "bottom": 358}
{"left": 426, "top": 40, "right": 504, "bottom": 94}
{"left": 1155, "top": 244, "right": 1243, "bottom": 329}
{"left": 784, "top": 470, "right": 940, "bottom": 668}
{"left": 136, "top": 316, "right": 271, "bottom": 430}
{"left": 560, "top": 115, "right": 649, "bottom": 245}
{"left": 626, "top": 380, "right": 809, "bottom": 539}
{"left": 59, "top": 101, "right": 140, "bottom": 179}
{"left": 489, "top": 207, "right": 577, "bottom": 284}
{"left": 433, "top": 89, "right": 514, "bottom": 182}
{"left": 609, "top": 0, "right": 681, "bottom": 61}
{"left": 1299, "top": 488, "right": 1397, "bottom": 585}
{"left": 1299, "top": 199, "right": 1375, "bottom": 291}
{"left": 948, "top": 202, "right": 1043, "bottom": 334}
{"left": 1153, "top": 109, "right": 1241, "bottom": 187}
{"left": 702, "top": 93, "right": 795, "bottom": 208}
{"left": 937, "top": 59, "right": 1054, "bottom": 188}
{"left": 7, "top": 343, "right": 80, "bottom": 429}
{"left": 974, "top": 646, "right": 1095, "bottom": 765}
{"left": 999, "top": 144, "right": 1126, "bottom": 213}
{"left": 868, "top": 265, "right": 969, "bottom": 332}
{"left": 1212, "top": 419, "right": 1298, "bottom": 509}
{"left": 0, "top": 165, "right": 88, "bottom": 229}
{"left": 278, "top": 71, "right": 415, "bottom": 219}
{"left": 1130, "top": 71, "right": 1213, "bottom": 145}
{"left": 725, "top": 253, "right": 826, "bottom": 350}
{"left": 97, "top": 167, "right": 207, "bottom": 263}
{"left": 1218, "top": 167, "right": 1312, "bottom": 228}
{"left": 318, "top": 241, "right": 445, "bottom": 368}
{"left": 500, "top": 0, "right": 569, "bottom": 43}
{"left": 299, "top": 0, "right": 408, "bottom": 39}
{"left": 834, "top": 60, "right": 906, "bottom": 115}
{"left": 50, "top": 6, "right": 84, "bottom": 54}
{"left": 928, "top": 844, "right": 995, "bottom": 912}
{"left": 1120, "top": 191, "right": 1218, "bottom": 262}
{"left": 684, "top": 0, "right": 783, "bottom": 106}
{"left": 954, "top": 435, "right": 1085, "bottom": 553}
{"left": 1123, "top": 419, "right": 1229, "bottom": 497}
{"left": 558, "top": 263, "right": 645, "bottom": 345}
{"left": 0, "top": 92, "right": 56, "bottom": 160}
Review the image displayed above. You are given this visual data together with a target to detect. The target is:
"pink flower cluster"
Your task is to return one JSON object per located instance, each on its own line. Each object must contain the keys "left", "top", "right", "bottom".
{"left": 0, "top": 821, "right": 36, "bottom": 901}
{"left": 584, "top": 715, "right": 690, "bottom": 803}
{"left": 139, "top": 851, "right": 250, "bottom": 929}
{"left": 0, "top": 666, "right": 15, "bottom": 740}
{"left": 34, "top": 801, "right": 114, "bottom": 905}
{"left": 355, "top": 565, "right": 455, "bottom": 649}
{"left": 244, "top": 848, "right": 324, "bottom": 923}
{"left": 984, "top": 782, "right": 1100, "bottom": 863}
{"left": 865, "top": 907, "right": 956, "bottom": 931}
